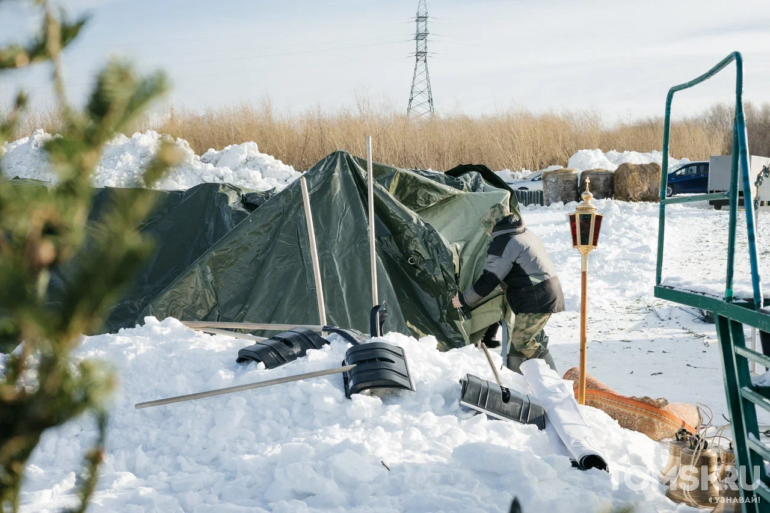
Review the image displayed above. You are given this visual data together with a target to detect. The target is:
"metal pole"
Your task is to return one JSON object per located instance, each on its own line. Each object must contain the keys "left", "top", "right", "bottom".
{"left": 182, "top": 321, "right": 323, "bottom": 331}
{"left": 366, "top": 135, "right": 378, "bottom": 308}
{"left": 579, "top": 253, "right": 588, "bottom": 405}
{"left": 480, "top": 342, "right": 503, "bottom": 386}
{"left": 195, "top": 327, "right": 267, "bottom": 342}
{"left": 136, "top": 365, "right": 356, "bottom": 409}
{"left": 300, "top": 176, "right": 327, "bottom": 327}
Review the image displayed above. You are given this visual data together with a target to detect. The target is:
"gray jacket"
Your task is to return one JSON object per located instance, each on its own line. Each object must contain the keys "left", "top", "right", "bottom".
{"left": 459, "top": 215, "right": 565, "bottom": 314}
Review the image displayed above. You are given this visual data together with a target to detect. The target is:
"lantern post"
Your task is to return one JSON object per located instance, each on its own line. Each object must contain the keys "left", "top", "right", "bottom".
{"left": 568, "top": 178, "right": 603, "bottom": 405}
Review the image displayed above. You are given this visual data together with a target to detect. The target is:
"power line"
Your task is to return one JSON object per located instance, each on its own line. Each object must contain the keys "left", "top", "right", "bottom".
{"left": 407, "top": 0, "right": 434, "bottom": 119}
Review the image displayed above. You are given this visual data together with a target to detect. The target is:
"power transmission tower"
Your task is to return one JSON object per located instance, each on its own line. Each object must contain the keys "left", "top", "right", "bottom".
{"left": 407, "top": 0, "right": 434, "bottom": 119}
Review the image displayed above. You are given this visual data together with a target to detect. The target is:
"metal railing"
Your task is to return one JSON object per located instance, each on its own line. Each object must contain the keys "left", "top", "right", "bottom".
{"left": 654, "top": 51, "right": 770, "bottom": 512}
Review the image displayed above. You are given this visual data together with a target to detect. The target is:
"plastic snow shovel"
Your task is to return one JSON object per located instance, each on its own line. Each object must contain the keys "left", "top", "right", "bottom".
{"left": 458, "top": 342, "right": 547, "bottom": 430}
{"left": 342, "top": 341, "right": 414, "bottom": 398}
{"left": 235, "top": 327, "right": 331, "bottom": 369}
{"left": 136, "top": 339, "right": 414, "bottom": 409}
{"left": 459, "top": 374, "right": 547, "bottom": 430}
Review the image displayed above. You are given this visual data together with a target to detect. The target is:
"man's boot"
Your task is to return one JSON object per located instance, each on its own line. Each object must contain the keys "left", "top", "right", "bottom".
{"left": 541, "top": 349, "right": 558, "bottom": 373}
{"left": 506, "top": 348, "right": 557, "bottom": 375}
{"left": 506, "top": 355, "right": 527, "bottom": 374}
{"left": 481, "top": 322, "right": 500, "bottom": 349}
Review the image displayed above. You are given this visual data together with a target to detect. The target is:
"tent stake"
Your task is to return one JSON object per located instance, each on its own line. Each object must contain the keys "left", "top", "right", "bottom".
{"left": 300, "top": 176, "right": 328, "bottom": 327}
{"left": 366, "top": 135, "right": 378, "bottom": 308}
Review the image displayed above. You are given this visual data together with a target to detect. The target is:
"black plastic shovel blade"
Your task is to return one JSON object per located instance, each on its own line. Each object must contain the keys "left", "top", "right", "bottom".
{"left": 236, "top": 328, "right": 329, "bottom": 368}
{"left": 459, "top": 374, "right": 546, "bottom": 430}
{"left": 342, "top": 342, "right": 414, "bottom": 398}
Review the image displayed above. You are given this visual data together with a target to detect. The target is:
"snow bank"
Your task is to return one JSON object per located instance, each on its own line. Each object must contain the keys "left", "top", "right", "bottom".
{"left": 495, "top": 149, "right": 690, "bottom": 183}
{"left": 567, "top": 149, "right": 690, "bottom": 173}
{"left": 12, "top": 317, "right": 678, "bottom": 512}
{"left": 496, "top": 165, "right": 562, "bottom": 183}
{"left": 1, "top": 130, "right": 300, "bottom": 192}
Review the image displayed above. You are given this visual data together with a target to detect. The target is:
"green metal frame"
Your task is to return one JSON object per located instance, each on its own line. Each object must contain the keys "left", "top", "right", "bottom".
{"left": 655, "top": 52, "right": 770, "bottom": 512}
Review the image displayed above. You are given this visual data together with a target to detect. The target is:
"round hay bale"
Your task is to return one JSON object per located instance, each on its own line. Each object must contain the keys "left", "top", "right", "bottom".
{"left": 543, "top": 168, "right": 578, "bottom": 206}
{"left": 579, "top": 169, "right": 614, "bottom": 200}
{"left": 612, "top": 163, "right": 661, "bottom": 202}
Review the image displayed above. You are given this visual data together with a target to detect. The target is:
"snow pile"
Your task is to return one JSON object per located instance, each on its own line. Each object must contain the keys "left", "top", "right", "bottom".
{"left": 495, "top": 149, "right": 690, "bottom": 183}
{"left": 1, "top": 130, "right": 300, "bottom": 192}
{"left": 567, "top": 149, "right": 690, "bottom": 173}
{"left": 13, "top": 317, "right": 676, "bottom": 512}
{"left": 496, "top": 165, "right": 562, "bottom": 183}
{"left": 496, "top": 169, "right": 533, "bottom": 182}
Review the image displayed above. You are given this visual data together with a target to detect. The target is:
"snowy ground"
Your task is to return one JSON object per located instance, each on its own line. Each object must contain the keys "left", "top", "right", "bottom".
{"left": 2, "top": 135, "right": 762, "bottom": 511}
{"left": 10, "top": 198, "right": 769, "bottom": 512}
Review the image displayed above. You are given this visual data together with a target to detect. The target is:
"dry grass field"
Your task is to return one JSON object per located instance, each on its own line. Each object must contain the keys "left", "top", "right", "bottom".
{"left": 8, "top": 100, "right": 770, "bottom": 171}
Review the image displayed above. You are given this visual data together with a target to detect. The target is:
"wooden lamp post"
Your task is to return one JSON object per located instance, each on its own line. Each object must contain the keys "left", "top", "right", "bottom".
{"left": 568, "top": 178, "right": 603, "bottom": 405}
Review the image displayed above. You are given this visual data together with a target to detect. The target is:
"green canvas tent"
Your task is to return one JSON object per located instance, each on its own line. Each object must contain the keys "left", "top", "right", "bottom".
{"left": 40, "top": 181, "right": 273, "bottom": 334}
{"left": 142, "top": 151, "right": 518, "bottom": 350}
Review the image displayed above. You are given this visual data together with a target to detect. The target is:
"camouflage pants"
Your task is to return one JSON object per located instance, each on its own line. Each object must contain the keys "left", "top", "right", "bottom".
{"left": 510, "top": 313, "right": 551, "bottom": 358}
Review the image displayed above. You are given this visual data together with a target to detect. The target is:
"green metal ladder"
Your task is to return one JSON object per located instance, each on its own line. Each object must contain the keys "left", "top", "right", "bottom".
{"left": 655, "top": 51, "right": 770, "bottom": 512}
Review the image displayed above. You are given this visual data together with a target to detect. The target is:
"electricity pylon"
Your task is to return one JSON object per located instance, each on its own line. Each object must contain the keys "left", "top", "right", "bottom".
{"left": 407, "top": 0, "right": 434, "bottom": 119}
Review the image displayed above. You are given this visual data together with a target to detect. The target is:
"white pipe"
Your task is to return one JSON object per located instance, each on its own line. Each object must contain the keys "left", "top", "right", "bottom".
{"left": 366, "top": 135, "right": 378, "bottom": 308}
{"left": 300, "top": 176, "right": 327, "bottom": 327}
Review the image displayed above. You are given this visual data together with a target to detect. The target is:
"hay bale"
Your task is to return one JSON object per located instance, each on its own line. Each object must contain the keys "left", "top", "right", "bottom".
{"left": 613, "top": 163, "right": 661, "bottom": 202}
{"left": 543, "top": 168, "right": 578, "bottom": 206}
{"left": 579, "top": 169, "right": 614, "bottom": 200}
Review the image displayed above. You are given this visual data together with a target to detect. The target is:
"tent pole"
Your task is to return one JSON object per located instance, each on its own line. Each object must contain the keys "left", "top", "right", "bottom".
{"left": 300, "top": 176, "right": 328, "bottom": 327}
{"left": 182, "top": 321, "right": 323, "bottom": 331}
{"left": 366, "top": 135, "right": 378, "bottom": 308}
{"left": 194, "top": 326, "right": 267, "bottom": 342}
{"left": 136, "top": 364, "right": 356, "bottom": 409}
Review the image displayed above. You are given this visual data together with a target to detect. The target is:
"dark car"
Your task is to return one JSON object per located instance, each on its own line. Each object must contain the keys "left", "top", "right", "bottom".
{"left": 667, "top": 161, "right": 709, "bottom": 196}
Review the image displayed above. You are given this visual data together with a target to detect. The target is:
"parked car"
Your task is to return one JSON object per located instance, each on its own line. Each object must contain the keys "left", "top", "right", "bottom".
{"left": 507, "top": 171, "right": 544, "bottom": 191}
{"left": 667, "top": 161, "right": 709, "bottom": 196}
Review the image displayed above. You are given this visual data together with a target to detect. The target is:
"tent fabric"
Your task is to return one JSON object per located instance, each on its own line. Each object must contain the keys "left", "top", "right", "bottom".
{"left": 143, "top": 151, "right": 512, "bottom": 350}
{"left": 44, "top": 182, "right": 272, "bottom": 334}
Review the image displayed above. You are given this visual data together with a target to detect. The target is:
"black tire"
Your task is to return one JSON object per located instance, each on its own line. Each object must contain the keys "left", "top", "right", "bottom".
{"left": 666, "top": 185, "right": 675, "bottom": 197}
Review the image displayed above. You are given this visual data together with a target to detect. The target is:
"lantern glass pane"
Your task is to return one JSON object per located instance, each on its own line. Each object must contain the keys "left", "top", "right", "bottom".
{"left": 592, "top": 214, "right": 603, "bottom": 246}
{"left": 569, "top": 214, "right": 578, "bottom": 246}
{"left": 579, "top": 213, "right": 592, "bottom": 246}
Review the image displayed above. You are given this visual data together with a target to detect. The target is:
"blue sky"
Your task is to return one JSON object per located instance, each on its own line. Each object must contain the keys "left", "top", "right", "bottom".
{"left": 1, "top": 0, "right": 769, "bottom": 121}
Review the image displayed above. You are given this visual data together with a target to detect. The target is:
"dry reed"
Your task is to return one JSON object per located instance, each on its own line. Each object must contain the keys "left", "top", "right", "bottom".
{"left": 6, "top": 99, "right": 770, "bottom": 171}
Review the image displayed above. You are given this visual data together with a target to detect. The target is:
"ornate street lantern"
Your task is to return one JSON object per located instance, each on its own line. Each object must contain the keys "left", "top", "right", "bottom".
{"left": 568, "top": 178, "right": 603, "bottom": 405}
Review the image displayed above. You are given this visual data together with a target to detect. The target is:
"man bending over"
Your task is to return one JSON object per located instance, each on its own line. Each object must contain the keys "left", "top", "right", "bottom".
{"left": 452, "top": 213, "right": 564, "bottom": 373}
